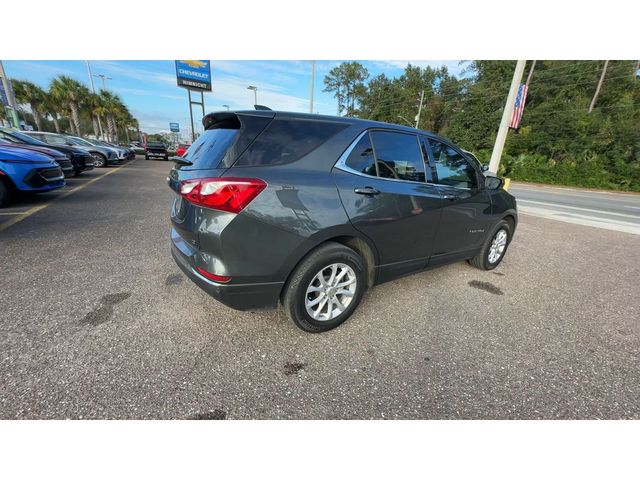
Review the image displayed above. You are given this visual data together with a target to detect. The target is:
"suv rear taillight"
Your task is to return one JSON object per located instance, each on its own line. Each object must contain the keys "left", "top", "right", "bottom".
{"left": 179, "top": 177, "right": 267, "bottom": 213}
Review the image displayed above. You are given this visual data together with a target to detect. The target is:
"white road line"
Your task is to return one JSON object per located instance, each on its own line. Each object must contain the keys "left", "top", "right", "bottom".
{"left": 0, "top": 212, "right": 27, "bottom": 216}
{"left": 519, "top": 205, "right": 640, "bottom": 235}
{"left": 624, "top": 205, "right": 640, "bottom": 210}
{"left": 510, "top": 183, "right": 640, "bottom": 198}
{"left": 517, "top": 199, "right": 640, "bottom": 219}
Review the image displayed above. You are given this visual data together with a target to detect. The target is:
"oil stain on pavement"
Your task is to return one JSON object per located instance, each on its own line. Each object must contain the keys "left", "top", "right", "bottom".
{"left": 468, "top": 280, "right": 504, "bottom": 295}
{"left": 165, "top": 273, "right": 183, "bottom": 286}
{"left": 80, "top": 292, "right": 132, "bottom": 326}
{"left": 189, "top": 409, "right": 227, "bottom": 420}
{"left": 284, "top": 362, "right": 307, "bottom": 375}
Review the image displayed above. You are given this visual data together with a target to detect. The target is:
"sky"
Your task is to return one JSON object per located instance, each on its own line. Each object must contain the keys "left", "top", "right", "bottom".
{"left": 3, "top": 60, "right": 467, "bottom": 138}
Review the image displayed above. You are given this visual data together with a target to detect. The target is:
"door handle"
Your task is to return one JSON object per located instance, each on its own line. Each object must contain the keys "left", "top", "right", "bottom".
{"left": 354, "top": 187, "right": 380, "bottom": 196}
{"left": 443, "top": 194, "right": 460, "bottom": 201}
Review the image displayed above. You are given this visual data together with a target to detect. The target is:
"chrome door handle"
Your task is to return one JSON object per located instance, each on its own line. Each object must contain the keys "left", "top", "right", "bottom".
{"left": 354, "top": 187, "right": 380, "bottom": 196}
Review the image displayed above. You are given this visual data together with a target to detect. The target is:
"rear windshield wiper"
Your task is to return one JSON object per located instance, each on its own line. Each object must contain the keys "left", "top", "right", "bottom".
{"left": 171, "top": 156, "right": 192, "bottom": 166}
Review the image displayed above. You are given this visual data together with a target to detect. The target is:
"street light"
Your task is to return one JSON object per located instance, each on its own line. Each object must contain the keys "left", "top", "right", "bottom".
{"left": 397, "top": 115, "right": 413, "bottom": 126}
{"left": 222, "top": 104, "right": 230, "bottom": 111}
{"left": 93, "top": 74, "right": 113, "bottom": 91}
{"left": 247, "top": 85, "right": 258, "bottom": 106}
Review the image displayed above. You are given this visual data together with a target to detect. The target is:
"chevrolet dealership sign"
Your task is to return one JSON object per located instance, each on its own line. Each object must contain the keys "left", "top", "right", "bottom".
{"left": 175, "top": 60, "right": 212, "bottom": 91}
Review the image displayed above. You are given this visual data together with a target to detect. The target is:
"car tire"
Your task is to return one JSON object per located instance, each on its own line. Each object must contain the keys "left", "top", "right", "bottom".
{"left": 145, "top": 154, "right": 149, "bottom": 160}
{"left": 0, "top": 179, "right": 9, "bottom": 208}
{"left": 93, "top": 153, "right": 107, "bottom": 168}
{"left": 282, "top": 242, "right": 366, "bottom": 333}
{"left": 469, "top": 219, "right": 512, "bottom": 270}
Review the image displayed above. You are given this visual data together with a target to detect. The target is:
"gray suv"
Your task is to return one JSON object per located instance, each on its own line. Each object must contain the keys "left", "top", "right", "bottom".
{"left": 169, "top": 110, "right": 517, "bottom": 332}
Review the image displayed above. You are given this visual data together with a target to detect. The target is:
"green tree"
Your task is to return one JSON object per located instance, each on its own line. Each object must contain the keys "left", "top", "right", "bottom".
{"left": 50, "top": 75, "right": 89, "bottom": 136}
{"left": 11, "top": 80, "right": 46, "bottom": 131}
{"left": 323, "top": 61, "right": 369, "bottom": 116}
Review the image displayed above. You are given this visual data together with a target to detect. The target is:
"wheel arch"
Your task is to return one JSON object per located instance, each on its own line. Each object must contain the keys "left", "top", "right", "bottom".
{"left": 278, "top": 228, "right": 379, "bottom": 302}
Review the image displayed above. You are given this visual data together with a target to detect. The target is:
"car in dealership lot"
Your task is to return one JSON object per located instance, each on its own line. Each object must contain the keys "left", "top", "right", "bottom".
{"left": 175, "top": 143, "right": 191, "bottom": 157}
{"left": 26, "top": 131, "right": 118, "bottom": 168}
{"left": 0, "top": 145, "right": 65, "bottom": 207}
{"left": 168, "top": 110, "right": 518, "bottom": 332}
{"left": 0, "top": 138, "right": 74, "bottom": 177}
{"left": 0, "top": 127, "right": 93, "bottom": 176}
{"left": 145, "top": 141, "right": 168, "bottom": 160}
{"left": 84, "top": 138, "right": 134, "bottom": 161}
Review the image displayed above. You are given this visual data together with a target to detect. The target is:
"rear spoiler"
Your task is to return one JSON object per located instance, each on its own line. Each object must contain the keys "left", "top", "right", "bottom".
{"left": 202, "top": 110, "right": 275, "bottom": 130}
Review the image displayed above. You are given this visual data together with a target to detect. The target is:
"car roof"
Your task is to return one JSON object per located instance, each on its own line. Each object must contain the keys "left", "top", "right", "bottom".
{"left": 219, "top": 110, "right": 455, "bottom": 144}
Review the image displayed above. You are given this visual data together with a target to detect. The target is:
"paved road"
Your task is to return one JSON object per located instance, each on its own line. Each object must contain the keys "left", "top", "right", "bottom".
{"left": 510, "top": 182, "right": 640, "bottom": 235}
{"left": 1, "top": 159, "right": 639, "bottom": 419}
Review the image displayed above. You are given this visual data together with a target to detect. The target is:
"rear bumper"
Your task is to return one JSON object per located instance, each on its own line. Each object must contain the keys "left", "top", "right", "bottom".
{"left": 171, "top": 231, "right": 282, "bottom": 311}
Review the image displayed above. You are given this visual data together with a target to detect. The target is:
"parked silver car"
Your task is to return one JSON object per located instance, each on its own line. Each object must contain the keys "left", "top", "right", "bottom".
{"left": 26, "top": 132, "right": 118, "bottom": 168}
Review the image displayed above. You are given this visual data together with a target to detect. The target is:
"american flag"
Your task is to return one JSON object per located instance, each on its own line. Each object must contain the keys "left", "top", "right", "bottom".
{"left": 509, "top": 83, "right": 528, "bottom": 129}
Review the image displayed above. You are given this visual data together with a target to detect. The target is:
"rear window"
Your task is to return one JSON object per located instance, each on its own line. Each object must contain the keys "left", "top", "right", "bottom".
{"left": 234, "top": 118, "right": 347, "bottom": 167}
{"left": 182, "top": 129, "right": 239, "bottom": 169}
{"left": 147, "top": 142, "right": 166, "bottom": 148}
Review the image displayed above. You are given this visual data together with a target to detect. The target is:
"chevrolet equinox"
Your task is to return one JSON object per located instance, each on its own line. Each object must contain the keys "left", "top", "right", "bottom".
{"left": 168, "top": 110, "right": 517, "bottom": 332}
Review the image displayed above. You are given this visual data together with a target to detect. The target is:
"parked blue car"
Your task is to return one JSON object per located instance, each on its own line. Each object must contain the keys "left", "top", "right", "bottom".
{"left": 0, "top": 145, "right": 65, "bottom": 207}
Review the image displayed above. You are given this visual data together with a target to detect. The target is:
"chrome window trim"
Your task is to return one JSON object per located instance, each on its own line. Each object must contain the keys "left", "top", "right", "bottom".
{"left": 333, "top": 129, "right": 432, "bottom": 187}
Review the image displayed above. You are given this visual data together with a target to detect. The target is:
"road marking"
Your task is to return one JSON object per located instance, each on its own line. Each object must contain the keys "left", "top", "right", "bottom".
{"left": 511, "top": 183, "right": 640, "bottom": 198}
{"left": 519, "top": 205, "right": 640, "bottom": 235}
{"left": 0, "top": 164, "right": 129, "bottom": 234}
{"left": 625, "top": 205, "right": 640, "bottom": 210}
{"left": 517, "top": 199, "right": 640, "bottom": 220}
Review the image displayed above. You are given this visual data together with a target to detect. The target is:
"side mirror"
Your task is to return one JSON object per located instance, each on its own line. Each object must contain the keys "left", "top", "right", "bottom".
{"left": 484, "top": 176, "right": 504, "bottom": 190}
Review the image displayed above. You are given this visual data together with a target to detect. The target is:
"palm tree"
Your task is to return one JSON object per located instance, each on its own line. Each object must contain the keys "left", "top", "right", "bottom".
{"left": 11, "top": 80, "right": 46, "bottom": 131}
{"left": 99, "top": 89, "right": 126, "bottom": 142}
{"left": 50, "top": 75, "right": 89, "bottom": 136}
{"left": 86, "top": 92, "right": 105, "bottom": 139}
{"left": 41, "top": 90, "right": 66, "bottom": 133}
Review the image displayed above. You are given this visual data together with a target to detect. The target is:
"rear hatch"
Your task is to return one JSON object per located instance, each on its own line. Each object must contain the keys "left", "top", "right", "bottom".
{"left": 168, "top": 111, "right": 274, "bottom": 249}
{"left": 147, "top": 143, "right": 167, "bottom": 154}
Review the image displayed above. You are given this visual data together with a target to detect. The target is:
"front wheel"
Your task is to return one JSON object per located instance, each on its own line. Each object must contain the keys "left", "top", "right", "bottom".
{"left": 92, "top": 153, "right": 107, "bottom": 168}
{"left": 0, "top": 180, "right": 10, "bottom": 207}
{"left": 282, "top": 243, "right": 366, "bottom": 333}
{"left": 469, "top": 220, "right": 512, "bottom": 270}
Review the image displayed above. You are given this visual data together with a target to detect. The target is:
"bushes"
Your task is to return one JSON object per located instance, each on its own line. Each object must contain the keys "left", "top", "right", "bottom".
{"left": 501, "top": 152, "right": 640, "bottom": 191}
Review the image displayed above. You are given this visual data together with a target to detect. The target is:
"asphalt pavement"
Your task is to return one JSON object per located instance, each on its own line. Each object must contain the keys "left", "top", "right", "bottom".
{"left": 1, "top": 159, "right": 638, "bottom": 419}
{"left": 511, "top": 182, "right": 640, "bottom": 235}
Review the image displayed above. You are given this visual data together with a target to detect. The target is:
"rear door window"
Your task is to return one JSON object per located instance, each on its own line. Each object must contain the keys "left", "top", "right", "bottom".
{"left": 344, "top": 133, "right": 377, "bottom": 176}
{"left": 234, "top": 118, "right": 347, "bottom": 167}
{"left": 370, "top": 131, "right": 426, "bottom": 182}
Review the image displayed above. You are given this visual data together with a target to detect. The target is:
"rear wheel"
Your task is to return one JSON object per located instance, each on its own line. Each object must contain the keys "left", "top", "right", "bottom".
{"left": 469, "top": 220, "right": 512, "bottom": 270}
{"left": 282, "top": 242, "right": 365, "bottom": 333}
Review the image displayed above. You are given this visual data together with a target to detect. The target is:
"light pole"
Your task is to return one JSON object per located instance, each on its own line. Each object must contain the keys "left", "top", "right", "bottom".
{"left": 397, "top": 115, "right": 413, "bottom": 127}
{"left": 86, "top": 61, "right": 104, "bottom": 139}
{"left": 309, "top": 61, "right": 315, "bottom": 113}
{"left": 93, "top": 74, "right": 113, "bottom": 91}
{"left": 247, "top": 85, "right": 258, "bottom": 106}
{"left": 222, "top": 104, "right": 230, "bottom": 111}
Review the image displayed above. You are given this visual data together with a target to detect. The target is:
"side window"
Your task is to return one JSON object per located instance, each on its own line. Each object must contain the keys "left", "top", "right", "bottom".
{"left": 345, "top": 134, "right": 376, "bottom": 176}
{"left": 45, "top": 134, "right": 66, "bottom": 146}
{"left": 370, "top": 131, "right": 425, "bottom": 182}
{"left": 428, "top": 139, "right": 478, "bottom": 189}
{"left": 235, "top": 118, "right": 347, "bottom": 167}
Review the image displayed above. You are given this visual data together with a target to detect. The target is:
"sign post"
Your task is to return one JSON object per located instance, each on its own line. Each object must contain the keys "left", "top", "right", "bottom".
{"left": 175, "top": 60, "right": 211, "bottom": 142}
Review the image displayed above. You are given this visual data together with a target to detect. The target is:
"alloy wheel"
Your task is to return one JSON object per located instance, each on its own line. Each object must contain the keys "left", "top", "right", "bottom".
{"left": 488, "top": 228, "right": 508, "bottom": 264}
{"left": 304, "top": 263, "right": 357, "bottom": 321}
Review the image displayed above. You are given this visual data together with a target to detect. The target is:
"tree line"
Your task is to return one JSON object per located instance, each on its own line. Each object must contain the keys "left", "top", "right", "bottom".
{"left": 324, "top": 61, "right": 640, "bottom": 191}
{"left": 2, "top": 75, "right": 139, "bottom": 144}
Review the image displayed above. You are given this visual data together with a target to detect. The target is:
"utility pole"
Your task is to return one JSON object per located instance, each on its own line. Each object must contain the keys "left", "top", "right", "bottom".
{"left": 86, "top": 61, "right": 104, "bottom": 139}
{"left": 309, "top": 61, "right": 315, "bottom": 113}
{"left": 488, "top": 60, "right": 527, "bottom": 174}
{"left": 0, "top": 60, "right": 20, "bottom": 128}
{"left": 414, "top": 90, "right": 424, "bottom": 129}
{"left": 589, "top": 60, "right": 609, "bottom": 113}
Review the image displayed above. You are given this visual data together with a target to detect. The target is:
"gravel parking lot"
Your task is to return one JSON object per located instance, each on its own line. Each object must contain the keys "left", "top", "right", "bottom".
{"left": 1, "top": 158, "right": 638, "bottom": 419}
